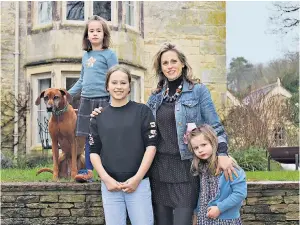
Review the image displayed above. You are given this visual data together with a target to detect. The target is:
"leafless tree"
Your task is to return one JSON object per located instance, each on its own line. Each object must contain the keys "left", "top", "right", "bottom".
{"left": 269, "top": 1, "right": 300, "bottom": 35}
{"left": 1, "top": 81, "right": 30, "bottom": 155}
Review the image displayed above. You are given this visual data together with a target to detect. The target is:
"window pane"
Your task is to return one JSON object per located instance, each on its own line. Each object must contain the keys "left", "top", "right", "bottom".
{"left": 125, "top": 1, "right": 134, "bottom": 26}
{"left": 66, "top": 1, "right": 84, "bottom": 21}
{"left": 38, "top": 1, "right": 52, "bottom": 24}
{"left": 130, "top": 81, "right": 135, "bottom": 101}
{"left": 93, "top": 1, "right": 111, "bottom": 21}
{"left": 66, "top": 78, "right": 81, "bottom": 109}
{"left": 37, "top": 78, "right": 51, "bottom": 145}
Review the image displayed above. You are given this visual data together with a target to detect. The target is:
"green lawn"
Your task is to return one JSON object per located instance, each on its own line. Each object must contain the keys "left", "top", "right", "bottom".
{"left": 246, "top": 171, "right": 299, "bottom": 181}
{"left": 0, "top": 166, "right": 100, "bottom": 182}
{"left": 0, "top": 167, "right": 299, "bottom": 182}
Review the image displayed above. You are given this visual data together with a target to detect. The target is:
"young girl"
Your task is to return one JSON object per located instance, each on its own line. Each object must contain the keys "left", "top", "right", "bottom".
{"left": 68, "top": 15, "right": 118, "bottom": 182}
{"left": 187, "top": 124, "right": 247, "bottom": 225}
{"left": 89, "top": 65, "right": 157, "bottom": 225}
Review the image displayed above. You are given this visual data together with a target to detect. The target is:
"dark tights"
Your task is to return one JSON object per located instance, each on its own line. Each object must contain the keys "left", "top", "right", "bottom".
{"left": 153, "top": 204, "right": 193, "bottom": 225}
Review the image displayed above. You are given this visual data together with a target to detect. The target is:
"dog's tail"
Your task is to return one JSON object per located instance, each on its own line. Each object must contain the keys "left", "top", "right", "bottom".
{"left": 36, "top": 168, "right": 53, "bottom": 175}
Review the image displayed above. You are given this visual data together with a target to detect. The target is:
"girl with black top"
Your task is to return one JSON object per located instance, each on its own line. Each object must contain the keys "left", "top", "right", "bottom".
{"left": 89, "top": 65, "right": 157, "bottom": 225}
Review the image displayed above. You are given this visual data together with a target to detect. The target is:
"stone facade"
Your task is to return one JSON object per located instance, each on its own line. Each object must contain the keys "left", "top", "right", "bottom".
{"left": 143, "top": 1, "right": 227, "bottom": 106}
{"left": 1, "top": 182, "right": 299, "bottom": 225}
{"left": 1, "top": 1, "right": 226, "bottom": 153}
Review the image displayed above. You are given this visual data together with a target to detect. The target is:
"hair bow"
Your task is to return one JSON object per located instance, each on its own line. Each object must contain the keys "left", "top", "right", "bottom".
{"left": 183, "top": 123, "right": 197, "bottom": 144}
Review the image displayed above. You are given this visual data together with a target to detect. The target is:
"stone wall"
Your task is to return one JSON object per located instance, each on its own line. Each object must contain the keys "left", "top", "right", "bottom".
{"left": 1, "top": 182, "right": 299, "bottom": 225}
{"left": 242, "top": 182, "right": 299, "bottom": 225}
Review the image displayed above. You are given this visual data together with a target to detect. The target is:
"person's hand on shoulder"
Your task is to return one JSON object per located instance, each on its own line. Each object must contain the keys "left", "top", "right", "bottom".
{"left": 90, "top": 107, "right": 103, "bottom": 117}
{"left": 216, "top": 156, "right": 238, "bottom": 181}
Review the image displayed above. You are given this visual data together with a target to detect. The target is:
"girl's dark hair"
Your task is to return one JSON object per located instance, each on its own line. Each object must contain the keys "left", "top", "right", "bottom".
{"left": 82, "top": 15, "right": 111, "bottom": 51}
{"left": 152, "top": 42, "right": 194, "bottom": 93}
{"left": 105, "top": 65, "right": 132, "bottom": 92}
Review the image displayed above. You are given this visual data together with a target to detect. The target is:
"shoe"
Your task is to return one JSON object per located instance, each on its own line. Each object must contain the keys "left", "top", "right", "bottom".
{"left": 75, "top": 169, "right": 94, "bottom": 183}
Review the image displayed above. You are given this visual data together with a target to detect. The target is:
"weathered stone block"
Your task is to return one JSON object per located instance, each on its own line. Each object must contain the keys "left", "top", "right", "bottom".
{"left": 48, "top": 203, "right": 74, "bottom": 208}
{"left": 41, "top": 208, "right": 70, "bottom": 217}
{"left": 243, "top": 205, "right": 271, "bottom": 214}
{"left": 1, "top": 196, "right": 17, "bottom": 202}
{"left": 284, "top": 196, "right": 299, "bottom": 204}
{"left": 74, "top": 202, "right": 102, "bottom": 208}
{"left": 1, "top": 208, "right": 40, "bottom": 218}
{"left": 40, "top": 195, "right": 58, "bottom": 202}
{"left": 241, "top": 213, "right": 255, "bottom": 221}
{"left": 86, "top": 195, "right": 101, "bottom": 202}
{"left": 243, "top": 222, "right": 265, "bottom": 225}
{"left": 1, "top": 217, "right": 58, "bottom": 225}
{"left": 255, "top": 214, "right": 286, "bottom": 222}
{"left": 286, "top": 212, "right": 300, "bottom": 220}
{"left": 269, "top": 204, "right": 289, "bottom": 213}
{"left": 26, "top": 203, "right": 49, "bottom": 209}
{"left": 246, "top": 192, "right": 262, "bottom": 197}
{"left": 58, "top": 217, "right": 77, "bottom": 224}
{"left": 262, "top": 190, "right": 287, "bottom": 197}
{"left": 16, "top": 195, "right": 39, "bottom": 203}
{"left": 247, "top": 196, "right": 283, "bottom": 205}
{"left": 59, "top": 194, "right": 85, "bottom": 202}
{"left": 71, "top": 207, "right": 103, "bottom": 217}
{"left": 77, "top": 217, "right": 105, "bottom": 225}
{"left": 287, "top": 204, "right": 299, "bottom": 212}
{"left": 1, "top": 203, "right": 25, "bottom": 208}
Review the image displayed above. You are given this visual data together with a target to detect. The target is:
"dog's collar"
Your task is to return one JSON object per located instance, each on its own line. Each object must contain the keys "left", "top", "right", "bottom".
{"left": 53, "top": 103, "right": 69, "bottom": 116}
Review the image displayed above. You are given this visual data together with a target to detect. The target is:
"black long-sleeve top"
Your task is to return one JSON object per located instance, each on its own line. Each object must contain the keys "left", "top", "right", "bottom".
{"left": 89, "top": 101, "right": 157, "bottom": 182}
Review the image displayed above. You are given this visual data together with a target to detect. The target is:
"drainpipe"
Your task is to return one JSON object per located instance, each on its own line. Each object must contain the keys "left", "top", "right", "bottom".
{"left": 13, "top": 1, "right": 20, "bottom": 159}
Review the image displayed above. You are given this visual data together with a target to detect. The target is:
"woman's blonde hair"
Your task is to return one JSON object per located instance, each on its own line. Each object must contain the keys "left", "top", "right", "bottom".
{"left": 187, "top": 124, "right": 218, "bottom": 176}
{"left": 82, "top": 15, "right": 111, "bottom": 51}
{"left": 152, "top": 42, "right": 194, "bottom": 93}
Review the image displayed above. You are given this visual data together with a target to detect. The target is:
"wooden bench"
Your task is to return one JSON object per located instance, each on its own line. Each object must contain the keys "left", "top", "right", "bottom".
{"left": 267, "top": 146, "right": 299, "bottom": 171}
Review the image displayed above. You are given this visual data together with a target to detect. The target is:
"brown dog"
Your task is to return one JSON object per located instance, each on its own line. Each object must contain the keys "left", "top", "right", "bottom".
{"left": 35, "top": 88, "right": 85, "bottom": 180}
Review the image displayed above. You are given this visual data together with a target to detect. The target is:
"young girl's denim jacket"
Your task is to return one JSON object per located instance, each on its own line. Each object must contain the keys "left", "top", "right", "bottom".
{"left": 146, "top": 80, "right": 228, "bottom": 160}
{"left": 195, "top": 167, "right": 247, "bottom": 219}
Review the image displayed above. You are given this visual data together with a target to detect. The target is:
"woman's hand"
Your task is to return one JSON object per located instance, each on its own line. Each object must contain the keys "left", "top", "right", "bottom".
{"left": 90, "top": 107, "right": 103, "bottom": 117}
{"left": 207, "top": 206, "right": 221, "bottom": 219}
{"left": 120, "top": 176, "right": 142, "bottom": 193}
{"left": 216, "top": 156, "right": 238, "bottom": 181}
{"left": 104, "top": 176, "right": 122, "bottom": 192}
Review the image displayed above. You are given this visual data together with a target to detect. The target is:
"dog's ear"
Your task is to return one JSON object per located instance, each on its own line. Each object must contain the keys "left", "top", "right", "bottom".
{"left": 35, "top": 91, "right": 45, "bottom": 105}
{"left": 59, "top": 89, "right": 73, "bottom": 103}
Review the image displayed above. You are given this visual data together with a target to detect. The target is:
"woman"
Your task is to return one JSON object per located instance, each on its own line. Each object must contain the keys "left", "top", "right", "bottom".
{"left": 91, "top": 43, "right": 235, "bottom": 225}
{"left": 147, "top": 42, "right": 234, "bottom": 225}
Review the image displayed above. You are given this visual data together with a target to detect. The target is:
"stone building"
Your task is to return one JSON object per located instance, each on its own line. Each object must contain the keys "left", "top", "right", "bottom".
{"left": 1, "top": 1, "right": 226, "bottom": 154}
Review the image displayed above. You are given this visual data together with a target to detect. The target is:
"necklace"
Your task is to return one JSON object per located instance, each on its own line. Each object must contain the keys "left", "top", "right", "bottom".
{"left": 163, "top": 82, "right": 183, "bottom": 102}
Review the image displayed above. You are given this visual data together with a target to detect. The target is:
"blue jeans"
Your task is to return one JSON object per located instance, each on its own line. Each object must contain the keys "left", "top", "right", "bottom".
{"left": 85, "top": 137, "right": 93, "bottom": 170}
{"left": 101, "top": 178, "right": 154, "bottom": 225}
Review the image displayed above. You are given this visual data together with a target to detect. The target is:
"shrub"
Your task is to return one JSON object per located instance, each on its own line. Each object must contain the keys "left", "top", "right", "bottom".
{"left": 0, "top": 152, "right": 13, "bottom": 169}
{"left": 230, "top": 147, "right": 281, "bottom": 171}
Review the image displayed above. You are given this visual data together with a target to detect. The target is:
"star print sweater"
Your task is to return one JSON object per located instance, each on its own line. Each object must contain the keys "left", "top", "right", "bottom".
{"left": 68, "top": 49, "right": 118, "bottom": 98}
{"left": 89, "top": 101, "right": 157, "bottom": 182}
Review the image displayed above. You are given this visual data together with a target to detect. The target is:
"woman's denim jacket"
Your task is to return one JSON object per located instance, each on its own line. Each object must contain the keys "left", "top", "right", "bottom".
{"left": 146, "top": 80, "right": 228, "bottom": 160}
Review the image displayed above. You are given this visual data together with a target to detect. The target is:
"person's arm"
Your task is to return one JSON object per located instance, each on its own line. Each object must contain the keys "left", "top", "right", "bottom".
{"left": 197, "top": 84, "right": 237, "bottom": 180}
{"left": 107, "top": 51, "right": 118, "bottom": 69}
{"left": 89, "top": 118, "right": 122, "bottom": 192}
{"left": 121, "top": 106, "right": 157, "bottom": 193}
{"left": 68, "top": 65, "right": 84, "bottom": 97}
{"left": 216, "top": 169, "right": 247, "bottom": 213}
